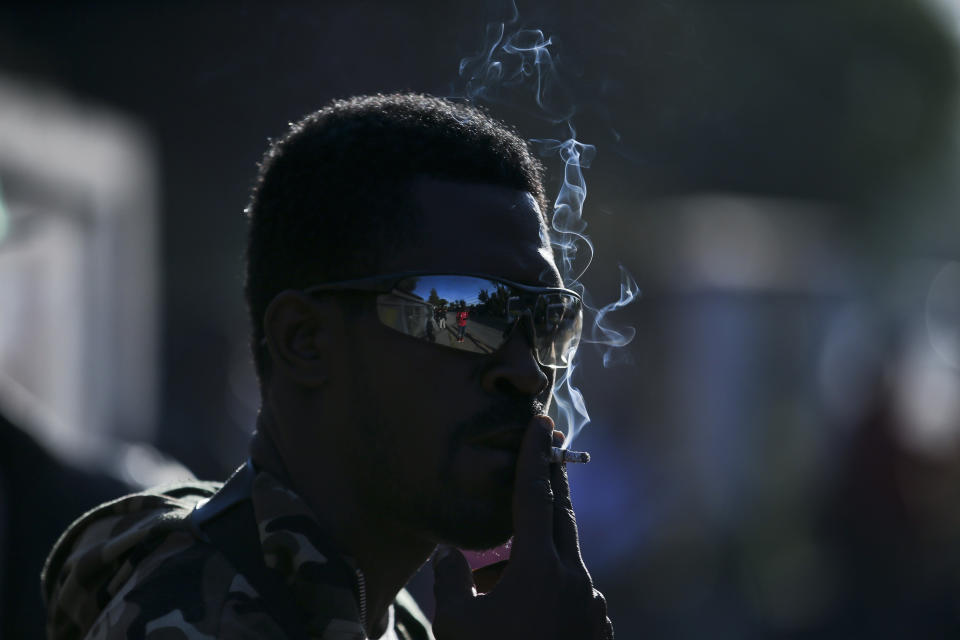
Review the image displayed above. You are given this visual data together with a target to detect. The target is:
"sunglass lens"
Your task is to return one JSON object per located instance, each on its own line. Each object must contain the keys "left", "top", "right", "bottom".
{"left": 375, "top": 276, "right": 581, "bottom": 367}
{"left": 534, "top": 293, "right": 582, "bottom": 367}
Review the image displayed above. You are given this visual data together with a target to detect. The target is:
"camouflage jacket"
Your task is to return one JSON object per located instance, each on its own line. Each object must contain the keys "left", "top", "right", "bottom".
{"left": 42, "top": 461, "right": 434, "bottom": 640}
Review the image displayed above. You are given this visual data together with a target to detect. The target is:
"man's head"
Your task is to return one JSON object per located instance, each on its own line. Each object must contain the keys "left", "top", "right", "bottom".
{"left": 245, "top": 93, "right": 548, "bottom": 380}
{"left": 245, "top": 93, "right": 565, "bottom": 550}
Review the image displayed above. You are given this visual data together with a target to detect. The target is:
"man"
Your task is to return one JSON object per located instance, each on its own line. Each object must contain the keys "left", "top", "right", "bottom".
{"left": 455, "top": 306, "right": 469, "bottom": 343}
{"left": 42, "top": 94, "right": 613, "bottom": 639}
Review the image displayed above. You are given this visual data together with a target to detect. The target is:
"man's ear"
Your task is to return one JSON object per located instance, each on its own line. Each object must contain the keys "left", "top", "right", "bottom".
{"left": 262, "top": 290, "right": 343, "bottom": 387}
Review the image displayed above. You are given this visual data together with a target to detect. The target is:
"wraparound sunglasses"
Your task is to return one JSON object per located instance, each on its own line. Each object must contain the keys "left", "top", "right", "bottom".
{"left": 302, "top": 272, "right": 583, "bottom": 368}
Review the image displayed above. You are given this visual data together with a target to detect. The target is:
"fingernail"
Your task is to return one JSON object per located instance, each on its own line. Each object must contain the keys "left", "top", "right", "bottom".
{"left": 433, "top": 544, "right": 452, "bottom": 563}
{"left": 533, "top": 415, "right": 554, "bottom": 432}
{"left": 552, "top": 430, "right": 565, "bottom": 447}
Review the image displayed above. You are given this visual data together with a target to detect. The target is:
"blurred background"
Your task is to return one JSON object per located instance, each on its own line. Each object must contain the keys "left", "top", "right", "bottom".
{"left": 2, "top": 0, "right": 960, "bottom": 637}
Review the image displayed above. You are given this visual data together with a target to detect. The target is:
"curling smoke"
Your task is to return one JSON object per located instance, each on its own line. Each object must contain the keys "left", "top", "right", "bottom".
{"left": 457, "top": 2, "right": 639, "bottom": 446}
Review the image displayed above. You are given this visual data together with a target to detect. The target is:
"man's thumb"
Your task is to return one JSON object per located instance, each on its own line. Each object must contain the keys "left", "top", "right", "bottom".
{"left": 432, "top": 545, "right": 475, "bottom": 608}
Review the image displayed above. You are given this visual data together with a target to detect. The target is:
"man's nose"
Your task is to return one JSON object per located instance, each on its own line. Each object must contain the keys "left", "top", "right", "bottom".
{"left": 480, "top": 316, "right": 550, "bottom": 396}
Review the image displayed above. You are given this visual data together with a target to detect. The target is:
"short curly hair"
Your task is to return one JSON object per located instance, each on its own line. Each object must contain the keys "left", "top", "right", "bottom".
{"left": 244, "top": 93, "right": 548, "bottom": 378}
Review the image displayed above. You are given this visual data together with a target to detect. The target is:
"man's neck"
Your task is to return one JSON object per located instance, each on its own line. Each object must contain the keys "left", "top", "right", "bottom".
{"left": 250, "top": 412, "right": 436, "bottom": 638}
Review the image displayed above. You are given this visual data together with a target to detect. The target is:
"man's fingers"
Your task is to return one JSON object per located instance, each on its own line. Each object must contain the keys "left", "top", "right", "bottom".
{"left": 432, "top": 545, "right": 476, "bottom": 608}
{"left": 550, "top": 457, "right": 583, "bottom": 563}
{"left": 510, "top": 415, "right": 556, "bottom": 560}
{"left": 550, "top": 428, "right": 583, "bottom": 563}
{"left": 591, "top": 589, "right": 615, "bottom": 640}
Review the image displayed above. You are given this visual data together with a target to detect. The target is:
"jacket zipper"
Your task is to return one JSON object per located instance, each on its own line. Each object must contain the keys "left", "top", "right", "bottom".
{"left": 355, "top": 567, "right": 368, "bottom": 636}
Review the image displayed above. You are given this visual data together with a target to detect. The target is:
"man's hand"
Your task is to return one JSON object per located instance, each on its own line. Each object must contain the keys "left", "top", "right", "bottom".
{"left": 432, "top": 416, "right": 614, "bottom": 640}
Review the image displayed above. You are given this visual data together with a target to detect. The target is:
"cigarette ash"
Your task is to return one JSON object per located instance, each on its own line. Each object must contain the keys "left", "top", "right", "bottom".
{"left": 551, "top": 446, "right": 590, "bottom": 464}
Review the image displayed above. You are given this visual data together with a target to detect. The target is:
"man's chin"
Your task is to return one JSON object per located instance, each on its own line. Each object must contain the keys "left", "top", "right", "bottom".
{"left": 430, "top": 505, "right": 514, "bottom": 551}
{"left": 442, "top": 526, "right": 512, "bottom": 552}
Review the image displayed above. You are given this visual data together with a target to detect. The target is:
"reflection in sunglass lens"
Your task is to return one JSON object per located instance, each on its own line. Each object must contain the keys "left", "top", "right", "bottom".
{"left": 375, "top": 275, "right": 581, "bottom": 368}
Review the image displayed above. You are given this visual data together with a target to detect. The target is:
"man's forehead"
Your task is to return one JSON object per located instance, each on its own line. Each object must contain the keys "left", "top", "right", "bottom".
{"left": 390, "top": 178, "right": 560, "bottom": 286}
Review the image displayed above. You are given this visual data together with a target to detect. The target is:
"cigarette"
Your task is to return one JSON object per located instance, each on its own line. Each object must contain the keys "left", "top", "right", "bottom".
{"left": 550, "top": 446, "right": 590, "bottom": 464}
